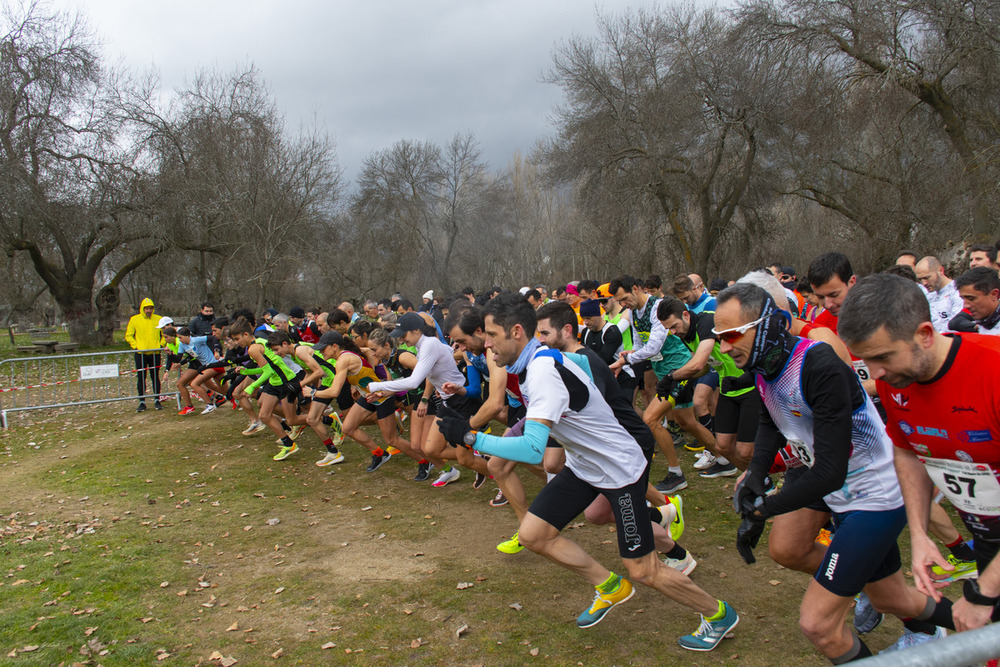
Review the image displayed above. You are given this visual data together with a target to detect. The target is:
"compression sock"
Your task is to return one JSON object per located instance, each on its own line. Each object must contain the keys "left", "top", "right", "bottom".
{"left": 664, "top": 543, "right": 687, "bottom": 561}
{"left": 947, "top": 537, "right": 976, "bottom": 562}
{"left": 706, "top": 600, "right": 726, "bottom": 621}
{"left": 280, "top": 436, "right": 293, "bottom": 447}
{"left": 915, "top": 596, "right": 955, "bottom": 631}
{"left": 596, "top": 572, "right": 622, "bottom": 594}
{"left": 830, "top": 634, "right": 871, "bottom": 664}
{"left": 281, "top": 420, "right": 290, "bottom": 432}
{"left": 372, "top": 447, "right": 385, "bottom": 457}
{"left": 322, "top": 439, "right": 338, "bottom": 454}
{"left": 697, "top": 413, "right": 715, "bottom": 433}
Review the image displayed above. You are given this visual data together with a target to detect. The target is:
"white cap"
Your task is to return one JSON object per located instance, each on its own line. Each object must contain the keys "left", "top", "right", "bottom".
{"left": 422, "top": 290, "right": 433, "bottom": 300}
{"left": 155, "top": 316, "right": 174, "bottom": 329}
{"left": 519, "top": 286, "right": 530, "bottom": 295}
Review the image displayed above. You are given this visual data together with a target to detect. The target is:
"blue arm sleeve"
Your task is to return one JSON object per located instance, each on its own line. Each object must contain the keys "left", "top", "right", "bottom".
{"left": 464, "top": 361, "right": 483, "bottom": 399}
{"left": 472, "top": 419, "right": 548, "bottom": 465}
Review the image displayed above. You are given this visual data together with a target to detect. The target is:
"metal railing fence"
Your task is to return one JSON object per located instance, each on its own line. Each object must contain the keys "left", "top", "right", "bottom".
{"left": 0, "top": 348, "right": 179, "bottom": 427}
{"left": 858, "top": 623, "right": 1000, "bottom": 666}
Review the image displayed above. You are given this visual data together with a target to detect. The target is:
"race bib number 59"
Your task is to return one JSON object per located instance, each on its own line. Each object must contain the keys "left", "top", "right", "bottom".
{"left": 918, "top": 457, "right": 1000, "bottom": 516}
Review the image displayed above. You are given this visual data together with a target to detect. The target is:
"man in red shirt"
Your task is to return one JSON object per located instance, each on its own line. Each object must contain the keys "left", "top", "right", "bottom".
{"left": 839, "top": 273, "right": 1000, "bottom": 633}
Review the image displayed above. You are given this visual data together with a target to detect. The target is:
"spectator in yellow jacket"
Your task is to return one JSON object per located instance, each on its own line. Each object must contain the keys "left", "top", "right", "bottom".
{"left": 125, "top": 297, "right": 163, "bottom": 412}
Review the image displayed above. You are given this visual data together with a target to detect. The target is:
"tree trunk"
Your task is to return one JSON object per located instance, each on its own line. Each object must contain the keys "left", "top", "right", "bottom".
{"left": 94, "top": 283, "right": 121, "bottom": 346}
{"left": 58, "top": 291, "right": 100, "bottom": 347}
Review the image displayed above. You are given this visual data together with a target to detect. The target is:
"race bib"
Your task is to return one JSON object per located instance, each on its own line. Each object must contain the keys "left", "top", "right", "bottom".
{"left": 919, "top": 457, "right": 1000, "bottom": 516}
{"left": 788, "top": 439, "right": 814, "bottom": 469}
{"left": 852, "top": 359, "right": 870, "bottom": 381}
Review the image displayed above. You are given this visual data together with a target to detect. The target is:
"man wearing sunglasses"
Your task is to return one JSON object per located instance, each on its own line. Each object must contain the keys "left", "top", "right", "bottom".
{"left": 715, "top": 282, "right": 953, "bottom": 662}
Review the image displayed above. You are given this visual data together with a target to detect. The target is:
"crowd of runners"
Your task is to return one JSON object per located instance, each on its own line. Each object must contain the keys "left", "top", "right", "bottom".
{"left": 123, "top": 245, "right": 1000, "bottom": 662}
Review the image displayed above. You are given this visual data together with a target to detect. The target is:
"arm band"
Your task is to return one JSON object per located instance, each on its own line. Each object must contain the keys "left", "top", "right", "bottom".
{"left": 472, "top": 419, "right": 548, "bottom": 465}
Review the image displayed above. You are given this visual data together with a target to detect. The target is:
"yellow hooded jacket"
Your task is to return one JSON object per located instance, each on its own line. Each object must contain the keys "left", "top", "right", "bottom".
{"left": 125, "top": 298, "right": 163, "bottom": 351}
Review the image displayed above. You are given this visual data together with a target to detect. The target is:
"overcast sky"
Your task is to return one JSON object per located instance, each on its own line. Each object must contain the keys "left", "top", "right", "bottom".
{"left": 53, "top": 0, "right": 666, "bottom": 187}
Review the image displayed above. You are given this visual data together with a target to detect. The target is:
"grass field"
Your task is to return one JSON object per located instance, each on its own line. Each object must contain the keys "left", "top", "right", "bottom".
{"left": 0, "top": 398, "right": 948, "bottom": 666}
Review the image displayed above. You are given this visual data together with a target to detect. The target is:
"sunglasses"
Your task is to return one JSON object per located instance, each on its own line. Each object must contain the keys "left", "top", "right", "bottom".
{"left": 712, "top": 314, "right": 766, "bottom": 344}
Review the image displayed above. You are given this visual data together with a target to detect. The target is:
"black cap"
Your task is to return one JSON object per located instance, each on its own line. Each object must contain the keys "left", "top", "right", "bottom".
{"left": 390, "top": 312, "right": 425, "bottom": 338}
{"left": 579, "top": 299, "right": 601, "bottom": 318}
{"left": 289, "top": 306, "right": 305, "bottom": 318}
{"left": 313, "top": 331, "right": 343, "bottom": 352}
{"left": 709, "top": 278, "right": 728, "bottom": 292}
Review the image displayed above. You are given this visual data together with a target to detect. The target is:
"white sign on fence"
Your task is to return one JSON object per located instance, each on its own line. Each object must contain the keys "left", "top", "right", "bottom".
{"left": 80, "top": 364, "right": 119, "bottom": 380}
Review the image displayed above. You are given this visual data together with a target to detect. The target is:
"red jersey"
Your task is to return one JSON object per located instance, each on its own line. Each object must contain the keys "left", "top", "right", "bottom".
{"left": 881, "top": 334, "right": 1000, "bottom": 540}
{"left": 813, "top": 308, "right": 838, "bottom": 334}
{"left": 812, "top": 308, "right": 875, "bottom": 383}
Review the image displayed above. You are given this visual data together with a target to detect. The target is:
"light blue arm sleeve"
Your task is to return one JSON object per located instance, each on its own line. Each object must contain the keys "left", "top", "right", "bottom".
{"left": 464, "top": 361, "right": 483, "bottom": 399}
{"left": 472, "top": 419, "right": 548, "bottom": 465}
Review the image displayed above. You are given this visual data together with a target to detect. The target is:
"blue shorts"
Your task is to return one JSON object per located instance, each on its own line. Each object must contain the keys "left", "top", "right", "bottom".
{"left": 696, "top": 369, "right": 719, "bottom": 389}
{"left": 814, "top": 506, "right": 905, "bottom": 597}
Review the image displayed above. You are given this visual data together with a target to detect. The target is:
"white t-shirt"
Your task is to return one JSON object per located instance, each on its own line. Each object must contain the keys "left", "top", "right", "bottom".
{"left": 522, "top": 350, "right": 646, "bottom": 489}
{"left": 368, "top": 335, "right": 465, "bottom": 398}
{"left": 928, "top": 281, "right": 964, "bottom": 333}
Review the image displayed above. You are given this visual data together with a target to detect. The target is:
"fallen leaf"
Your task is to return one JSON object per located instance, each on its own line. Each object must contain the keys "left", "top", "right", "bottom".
{"left": 530, "top": 647, "right": 539, "bottom": 656}
{"left": 456, "top": 582, "right": 474, "bottom": 590}
{"left": 84, "top": 626, "right": 97, "bottom": 636}
{"left": 210, "top": 650, "right": 224, "bottom": 660}
{"left": 456, "top": 624, "right": 469, "bottom": 637}
{"left": 321, "top": 642, "right": 336, "bottom": 649}
{"left": 221, "top": 657, "right": 239, "bottom": 667}
{"left": 768, "top": 580, "right": 781, "bottom": 586}
{"left": 227, "top": 622, "right": 238, "bottom": 632}
{"left": 177, "top": 589, "right": 188, "bottom": 597}
{"left": 509, "top": 602, "right": 523, "bottom": 611}
{"left": 274, "top": 587, "right": 285, "bottom": 594}
{"left": 21, "top": 645, "right": 39, "bottom": 652}
{"left": 160, "top": 581, "right": 169, "bottom": 588}
{"left": 271, "top": 648, "right": 283, "bottom": 658}
{"left": 156, "top": 652, "right": 171, "bottom": 660}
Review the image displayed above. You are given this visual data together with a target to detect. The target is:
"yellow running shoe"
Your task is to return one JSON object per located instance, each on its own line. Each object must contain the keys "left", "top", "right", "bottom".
{"left": 273, "top": 443, "right": 298, "bottom": 461}
{"left": 931, "top": 554, "right": 978, "bottom": 582}
{"left": 815, "top": 528, "right": 832, "bottom": 546}
{"left": 667, "top": 495, "right": 684, "bottom": 542}
{"left": 496, "top": 531, "right": 524, "bottom": 554}
{"left": 387, "top": 446, "right": 402, "bottom": 456}
{"left": 577, "top": 578, "right": 634, "bottom": 628}
{"left": 329, "top": 412, "right": 345, "bottom": 447}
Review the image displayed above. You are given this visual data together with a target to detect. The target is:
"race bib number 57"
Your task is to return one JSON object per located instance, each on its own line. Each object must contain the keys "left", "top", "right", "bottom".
{"left": 918, "top": 457, "right": 1000, "bottom": 516}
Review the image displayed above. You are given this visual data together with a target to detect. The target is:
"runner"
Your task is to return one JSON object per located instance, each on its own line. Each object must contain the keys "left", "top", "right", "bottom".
{"left": 716, "top": 283, "right": 953, "bottom": 662}
{"left": 954, "top": 267, "right": 1000, "bottom": 335}
{"left": 839, "top": 273, "right": 1000, "bottom": 633}
{"left": 914, "top": 256, "right": 964, "bottom": 333}
{"left": 436, "top": 292, "right": 739, "bottom": 651}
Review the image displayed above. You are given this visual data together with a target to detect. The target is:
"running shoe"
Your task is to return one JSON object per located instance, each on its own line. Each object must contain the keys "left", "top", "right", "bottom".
{"left": 387, "top": 446, "right": 402, "bottom": 456}
{"left": 683, "top": 441, "right": 705, "bottom": 453}
{"left": 213, "top": 393, "right": 227, "bottom": 407}
{"left": 678, "top": 602, "right": 739, "bottom": 651}
{"left": 200, "top": 404, "right": 217, "bottom": 415}
{"left": 815, "top": 528, "right": 833, "bottom": 546}
{"left": 853, "top": 592, "right": 883, "bottom": 634}
{"left": 667, "top": 495, "right": 684, "bottom": 541}
{"left": 664, "top": 552, "right": 697, "bottom": 575}
{"left": 699, "top": 461, "right": 738, "bottom": 478}
{"left": 288, "top": 424, "right": 305, "bottom": 440}
{"left": 242, "top": 421, "right": 266, "bottom": 436}
{"left": 576, "top": 578, "right": 634, "bottom": 628}
{"left": 654, "top": 502, "right": 677, "bottom": 531}
{"left": 394, "top": 411, "right": 404, "bottom": 436}
{"left": 366, "top": 451, "right": 392, "bottom": 472}
{"left": 178, "top": 405, "right": 195, "bottom": 416}
{"left": 273, "top": 443, "right": 298, "bottom": 461}
{"left": 316, "top": 451, "right": 344, "bottom": 467}
{"left": 413, "top": 462, "right": 433, "bottom": 482}
{"left": 655, "top": 472, "right": 688, "bottom": 494}
{"left": 328, "top": 412, "right": 344, "bottom": 446}
{"left": 693, "top": 449, "right": 717, "bottom": 470}
{"left": 154, "top": 400, "right": 163, "bottom": 410}
{"left": 880, "top": 627, "right": 946, "bottom": 653}
{"left": 473, "top": 472, "right": 488, "bottom": 489}
{"left": 496, "top": 531, "right": 524, "bottom": 554}
{"left": 489, "top": 489, "right": 508, "bottom": 507}
{"left": 930, "top": 554, "right": 978, "bottom": 582}
{"left": 431, "top": 467, "right": 460, "bottom": 487}
{"left": 136, "top": 402, "right": 146, "bottom": 413}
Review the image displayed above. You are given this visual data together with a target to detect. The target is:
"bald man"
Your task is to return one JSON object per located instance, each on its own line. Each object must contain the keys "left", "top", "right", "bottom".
{"left": 339, "top": 302, "right": 358, "bottom": 323}
{"left": 915, "top": 256, "right": 964, "bottom": 333}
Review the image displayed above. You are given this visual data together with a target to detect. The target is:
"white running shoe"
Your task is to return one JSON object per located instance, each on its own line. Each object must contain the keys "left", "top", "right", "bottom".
{"left": 289, "top": 424, "right": 306, "bottom": 440}
{"left": 693, "top": 449, "right": 717, "bottom": 470}
{"left": 200, "top": 404, "right": 216, "bottom": 415}
{"left": 431, "top": 467, "right": 461, "bottom": 487}
{"left": 241, "top": 421, "right": 263, "bottom": 436}
{"left": 316, "top": 451, "right": 345, "bottom": 467}
{"left": 664, "top": 552, "right": 697, "bottom": 576}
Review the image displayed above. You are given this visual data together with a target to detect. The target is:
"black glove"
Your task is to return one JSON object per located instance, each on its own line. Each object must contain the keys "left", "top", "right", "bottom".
{"left": 655, "top": 374, "right": 677, "bottom": 400}
{"left": 436, "top": 404, "right": 473, "bottom": 449}
{"left": 736, "top": 514, "right": 766, "bottom": 565}
{"left": 296, "top": 391, "right": 311, "bottom": 408}
{"left": 284, "top": 379, "right": 302, "bottom": 398}
{"left": 736, "top": 470, "right": 768, "bottom": 517}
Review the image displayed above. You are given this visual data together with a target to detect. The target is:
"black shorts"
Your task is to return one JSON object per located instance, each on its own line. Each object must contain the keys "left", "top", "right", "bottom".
{"left": 356, "top": 394, "right": 397, "bottom": 419}
{"left": 814, "top": 506, "right": 905, "bottom": 597}
{"left": 529, "top": 461, "right": 654, "bottom": 559}
{"left": 617, "top": 371, "right": 638, "bottom": 396}
{"left": 335, "top": 383, "right": 354, "bottom": 412}
{"left": 633, "top": 360, "right": 652, "bottom": 389}
{"left": 506, "top": 402, "right": 526, "bottom": 429}
{"left": 715, "top": 389, "right": 761, "bottom": 441}
{"left": 313, "top": 393, "right": 333, "bottom": 406}
{"left": 439, "top": 393, "right": 481, "bottom": 419}
{"left": 260, "top": 383, "right": 289, "bottom": 400}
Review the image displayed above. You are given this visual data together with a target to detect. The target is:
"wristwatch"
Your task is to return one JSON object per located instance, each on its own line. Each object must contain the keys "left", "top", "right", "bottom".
{"left": 963, "top": 579, "right": 1000, "bottom": 606}
{"left": 463, "top": 431, "right": 478, "bottom": 447}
